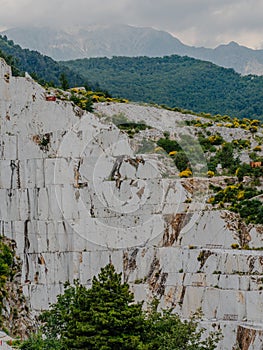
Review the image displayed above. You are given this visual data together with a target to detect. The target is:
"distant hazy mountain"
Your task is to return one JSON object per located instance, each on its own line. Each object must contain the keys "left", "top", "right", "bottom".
{"left": 2, "top": 24, "right": 263, "bottom": 75}
{"left": 1, "top": 25, "right": 187, "bottom": 60}
{"left": 187, "top": 41, "right": 263, "bottom": 76}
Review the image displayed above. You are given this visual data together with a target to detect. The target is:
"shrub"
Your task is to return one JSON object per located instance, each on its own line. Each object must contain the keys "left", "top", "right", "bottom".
{"left": 207, "top": 170, "right": 215, "bottom": 178}
{"left": 179, "top": 168, "right": 192, "bottom": 178}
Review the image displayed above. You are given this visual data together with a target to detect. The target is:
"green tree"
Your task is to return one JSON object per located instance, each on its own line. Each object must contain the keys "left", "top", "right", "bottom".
{"left": 144, "top": 302, "right": 221, "bottom": 350}
{"left": 20, "top": 264, "right": 221, "bottom": 350}
{"left": 19, "top": 332, "right": 62, "bottom": 350}
{"left": 236, "top": 163, "right": 251, "bottom": 182}
{"left": 0, "top": 238, "right": 16, "bottom": 326}
{"left": 0, "top": 48, "right": 21, "bottom": 76}
{"left": 41, "top": 264, "right": 146, "bottom": 349}
{"left": 156, "top": 138, "right": 181, "bottom": 154}
{"left": 59, "top": 73, "right": 69, "bottom": 90}
{"left": 174, "top": 151, "right": 190, "bottom": 172}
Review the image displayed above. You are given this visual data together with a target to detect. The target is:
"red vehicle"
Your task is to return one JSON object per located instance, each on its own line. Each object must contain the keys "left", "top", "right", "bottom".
{"left": 45, "top": 95, "right": 56, "bottom": 101}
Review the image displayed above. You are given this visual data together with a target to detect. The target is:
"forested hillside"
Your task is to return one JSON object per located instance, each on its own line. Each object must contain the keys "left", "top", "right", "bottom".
{"left": 63, "top": 55, "right": 263, "bottom": 120}
{"left": 3, "top": 25, "right": 263, "bottom": 76}
{"left": 0, "top": 35, "right": 91, "bottom": 88}
{"left": 2, "top": 33, "right": 263, "bottom": 121}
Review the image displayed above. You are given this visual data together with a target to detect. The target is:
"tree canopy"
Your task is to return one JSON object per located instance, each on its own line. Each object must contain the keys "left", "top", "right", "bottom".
{"left": 63, "top": 55, "right": 263, "bottom": 121}
{"left": 0, "top": 35, "right": 92, "bottom": 88}
{"left": 20, "top": 264, "right": 221, "bottom": 350}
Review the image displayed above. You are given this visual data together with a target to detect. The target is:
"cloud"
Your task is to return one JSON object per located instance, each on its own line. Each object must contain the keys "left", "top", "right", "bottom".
{"left": 0, "top": 0, "right": 262, "bottom": 48}
{"left": 0, "top": 0, "right": 130, "bottom": 27}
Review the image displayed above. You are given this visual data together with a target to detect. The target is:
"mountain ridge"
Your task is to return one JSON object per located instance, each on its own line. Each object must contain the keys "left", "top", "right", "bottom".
{"left": 2, "top": 24, "right": 263, "bottom": 75}
{"left": 2, "top": 34, "right": 263, "bottom": 121}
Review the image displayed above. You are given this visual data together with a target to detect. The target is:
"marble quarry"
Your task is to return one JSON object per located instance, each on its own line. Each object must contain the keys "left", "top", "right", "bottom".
{"left": 0, "top": 58, "right": 263, "bottom": 349}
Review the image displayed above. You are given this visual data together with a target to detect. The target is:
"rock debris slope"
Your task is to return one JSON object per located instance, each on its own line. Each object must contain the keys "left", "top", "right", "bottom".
{"left": 0, "top": 58, "right": 263, "bottom": 349}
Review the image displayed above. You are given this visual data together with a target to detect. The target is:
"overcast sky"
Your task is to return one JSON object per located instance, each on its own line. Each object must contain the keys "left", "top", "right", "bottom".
{"left": 0, "top": 0, "right": 262, "bottom": 49}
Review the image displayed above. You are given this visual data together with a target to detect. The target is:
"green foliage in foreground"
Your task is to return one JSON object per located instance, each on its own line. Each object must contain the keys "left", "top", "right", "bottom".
{"left": 20, "top": 264, "right": 221, "bottom": 350}
{"left": 0, "top": 238, "right": 16, "bottom": 326}
{"left": 63, "top": 55, "right": 263, "bottom": 121}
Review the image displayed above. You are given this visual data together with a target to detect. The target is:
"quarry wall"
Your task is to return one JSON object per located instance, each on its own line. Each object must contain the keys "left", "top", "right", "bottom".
{"left": 0, "top": 59, "right": 262, "bottom": 349}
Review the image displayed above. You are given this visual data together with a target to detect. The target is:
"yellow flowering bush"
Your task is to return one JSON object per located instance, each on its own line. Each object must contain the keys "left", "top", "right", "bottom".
{"left": 237, "top": 190, "right": 245, "bottom": 200}
{"left": 169, "top": 151, "right": 177, "bottom": 156}
{"left": 179, "top": 169, "right": 192, "bottom": 178}
{"left": 249, "top": 125, "right": 258, "bottom": 133}
{"left": 253, "top": 145, "right": 262, "bottom": 152}
{"left": 207, "top": 170, "right": 215, "bottom": 178}
{"left": 207, "top": 197, "right": 215, "bottom": 204}
{"left": 250, "top": 119, "right": 260, "bottom": 126}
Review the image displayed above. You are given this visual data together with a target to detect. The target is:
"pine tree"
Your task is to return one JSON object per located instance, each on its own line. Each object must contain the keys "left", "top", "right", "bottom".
{"left": 41, "top": 264, "right": 146, "bottom": 349}
{"left": 59, "top": 72, "right": 69, "bottom": 90}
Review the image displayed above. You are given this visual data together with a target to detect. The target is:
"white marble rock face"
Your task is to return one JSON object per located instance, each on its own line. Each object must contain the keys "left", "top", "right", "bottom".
{"left": 0, "top": 59, "right": 263, "bottom": 349}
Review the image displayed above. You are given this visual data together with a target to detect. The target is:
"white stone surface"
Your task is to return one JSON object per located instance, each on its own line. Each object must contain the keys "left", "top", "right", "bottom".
{"left": 0, "top": 59, "right": 262, "bottom": 349}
